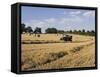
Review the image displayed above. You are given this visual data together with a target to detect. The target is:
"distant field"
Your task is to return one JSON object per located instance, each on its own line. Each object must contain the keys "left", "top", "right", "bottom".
{"left": 21, "top": 34, "right": 94, "bottom": 43}
{"left": 21, "top": 33, "right": 95, "bottom": 71}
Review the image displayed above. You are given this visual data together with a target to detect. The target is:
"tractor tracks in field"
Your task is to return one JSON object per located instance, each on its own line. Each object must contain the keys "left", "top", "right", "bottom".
{"left": 26, "top": 41, "right": 94, "bottom": 70}
{"left": 21, "top": 39, "right": 93, "bottom": 44}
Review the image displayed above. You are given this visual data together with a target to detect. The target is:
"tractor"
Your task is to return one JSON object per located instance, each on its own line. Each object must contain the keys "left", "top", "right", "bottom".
{"left": 60, "top": 35, "right": 72, "bottom": 41}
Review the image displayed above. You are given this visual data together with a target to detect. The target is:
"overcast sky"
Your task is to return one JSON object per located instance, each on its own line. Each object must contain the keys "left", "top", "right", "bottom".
{"left": 21, "top": 6, "right": 95, "bottom": 33}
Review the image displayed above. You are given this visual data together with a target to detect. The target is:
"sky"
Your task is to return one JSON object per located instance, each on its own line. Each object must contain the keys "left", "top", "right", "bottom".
{"left": 21, "top": 6, "right": 95, "bottom": 33}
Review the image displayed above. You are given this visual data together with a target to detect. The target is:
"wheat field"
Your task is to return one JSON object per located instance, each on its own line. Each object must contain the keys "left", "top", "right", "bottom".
{"left": 21, "top": 33, "right": 95, "bottom": 71}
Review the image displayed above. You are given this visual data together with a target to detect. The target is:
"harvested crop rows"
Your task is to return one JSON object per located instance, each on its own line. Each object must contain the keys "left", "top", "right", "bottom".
{"left": 21, "top": 34, "right": 95, "bottom": 71}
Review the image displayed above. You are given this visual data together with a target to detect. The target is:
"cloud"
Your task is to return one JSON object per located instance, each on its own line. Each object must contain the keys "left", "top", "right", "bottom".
{"left": 83, "top": 11, "right": 95, "bottom": 17}
{"left": 24, "top": 15, "right": 84, "bottom": 33}
{"left": 61, "top": 11, "right": 81, "bottom": 16}
{"left": 60, "top": 16, "right": 82, "bottom": 25}
{"left": 25, "top": 20, "right": 47, "bottom": 32}
{"left": 24, "top": 10, "right": 95, "bottom": 33}
{"left": 25, "top": 18, "right": 58, "bottom": 33}
{"left": 69, "top": 11, "right": 81, "bottom": 15}
{"left": 25, "top": 20, "right": 44, "bottom": 27}
{"left": 44, "top": 18, "right": 56, "bottom": 23}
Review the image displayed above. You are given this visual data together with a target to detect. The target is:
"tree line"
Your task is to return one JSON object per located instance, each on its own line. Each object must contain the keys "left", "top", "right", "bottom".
{"left": 21, "top": 23, "right": 95, "bottom": 36}
{"left": 21, "top": 24, "right": 41, "bottom": 34}
{"left": 66, "top": 29, "right": 95, "bottom": 36}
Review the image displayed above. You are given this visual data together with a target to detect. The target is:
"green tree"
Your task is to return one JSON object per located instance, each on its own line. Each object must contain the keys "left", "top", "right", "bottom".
{"left": 69, "top": 30, "right": 72, "bottom": 33}
{"left": 73, "top": 30, "right": 77, "bottom": 33}
{"left": 34, "top": 27, "right": 42, "bottom": 34}
{"left": 21, "top": 23, "right": 26, "bottom": 33}
{"left": 78, "top": 30, "right": 81, "bottom": 33}
{"left": 91, "top": 30, "right": 95, "bottom": 33}
{"left": 82, "top": 29, "right": 85, "bottom": 33}
{"left": 45, "top": 28, "right": 57, "bottom": 33}
{"left": 57, "top": 30, "right": 64, "bottom": 34}
{"left": 87, "top": 30, "right": 90, "bottom": 33}
{"left": 26, "top": 26, "right": 33, "bottom": 33}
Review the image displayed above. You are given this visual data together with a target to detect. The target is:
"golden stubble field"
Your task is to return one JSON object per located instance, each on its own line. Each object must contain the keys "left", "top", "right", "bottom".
{"left": 21, "top": 33, "right": 95, "bottom": 71}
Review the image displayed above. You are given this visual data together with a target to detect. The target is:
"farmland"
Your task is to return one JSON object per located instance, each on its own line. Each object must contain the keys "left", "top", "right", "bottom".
{"left": 21, "top": 33, "right": 95, "bottom": 71}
